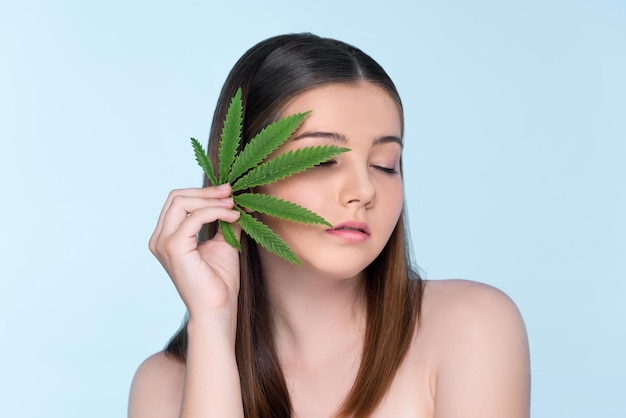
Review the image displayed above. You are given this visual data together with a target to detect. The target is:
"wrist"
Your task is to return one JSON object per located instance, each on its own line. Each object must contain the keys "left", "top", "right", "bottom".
{"left": 187, "top": 311, "right": 237, "bottom": 346}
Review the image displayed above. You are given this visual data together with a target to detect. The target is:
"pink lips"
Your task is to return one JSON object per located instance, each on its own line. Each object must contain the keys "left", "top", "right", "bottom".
{"left": 326, "top": 221, "right": 371, "bottom": 243}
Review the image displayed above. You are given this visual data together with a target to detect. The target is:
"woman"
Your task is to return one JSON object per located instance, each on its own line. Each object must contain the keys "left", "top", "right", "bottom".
{"left": 129, "top": 33, "right": 530, "bottom": 418}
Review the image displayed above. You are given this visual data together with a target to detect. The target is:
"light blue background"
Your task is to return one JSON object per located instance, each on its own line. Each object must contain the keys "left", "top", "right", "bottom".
{"left": 1, "top": 1, "right": 624, "bottom": 417}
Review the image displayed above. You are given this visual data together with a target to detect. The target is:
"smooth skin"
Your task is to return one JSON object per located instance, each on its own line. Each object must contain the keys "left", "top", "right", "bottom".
{"left": 129, "top": 83, "right": 530, "bottom": 418}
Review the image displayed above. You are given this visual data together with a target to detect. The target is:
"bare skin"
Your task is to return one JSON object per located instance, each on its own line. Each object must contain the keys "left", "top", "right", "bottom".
{"left": 128, "top": 83, "right": 530, "bottom": 418}
{"left": 128, "top": 280, "right": 529, "bottom": 418}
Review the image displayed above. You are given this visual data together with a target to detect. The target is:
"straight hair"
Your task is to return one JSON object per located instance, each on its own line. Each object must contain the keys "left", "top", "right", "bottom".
{"left": 165, "top": 33, "right": 423, "bottom": 418}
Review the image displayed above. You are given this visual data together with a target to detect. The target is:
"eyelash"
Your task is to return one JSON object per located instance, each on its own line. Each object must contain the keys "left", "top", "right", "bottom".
{"left": 315, "top": 160, "right": 337, "bottom": 168}
{"left": 315, "top": 160, "right": 398, "bottom": 175}
{"left": 373, "top": 165, "right": 398, "bottom": 175}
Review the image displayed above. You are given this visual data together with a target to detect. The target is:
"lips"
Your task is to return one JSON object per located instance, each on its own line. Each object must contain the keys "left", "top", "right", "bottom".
{"left": 326, "top": 221, "right": 371, "bottom": 243}
{"left": 329, "top": 221, "right": 370, "bottom": 235}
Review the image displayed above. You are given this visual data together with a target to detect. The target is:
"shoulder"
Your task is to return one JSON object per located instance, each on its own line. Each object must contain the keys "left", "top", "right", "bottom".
{"left": 128, "top": 351, "right": 185, "bottom": 418}
{"left": 417, "top": 279, "right": 530, "bottom": 417}
{"left": 419, "top": 279, "right": 529, "bottom": 359}
{"left": 421, "top": 279, "right": 525, "bottom": 326}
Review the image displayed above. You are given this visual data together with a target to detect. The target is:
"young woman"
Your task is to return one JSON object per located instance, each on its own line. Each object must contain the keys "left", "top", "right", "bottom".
{"left": 128, "top": 33, "right": 530, "bottom": 418}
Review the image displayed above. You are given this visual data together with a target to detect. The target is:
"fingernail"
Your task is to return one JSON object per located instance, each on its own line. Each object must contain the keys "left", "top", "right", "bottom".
{"left": 220, "top": 197, "right": 233, "bottom": 204}
{"left": 217, "top": 183, "right": 230, "bottom": 191}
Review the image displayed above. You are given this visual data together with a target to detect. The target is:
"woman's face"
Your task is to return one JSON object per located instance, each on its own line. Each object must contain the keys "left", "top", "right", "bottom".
{"left": 257, "top": 82, "right": 404, "bottom": 279}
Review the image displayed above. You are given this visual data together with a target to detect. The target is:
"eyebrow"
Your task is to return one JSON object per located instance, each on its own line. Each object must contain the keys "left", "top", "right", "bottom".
{"left": 291, "top": 131, "right": 403, "bottom": 148}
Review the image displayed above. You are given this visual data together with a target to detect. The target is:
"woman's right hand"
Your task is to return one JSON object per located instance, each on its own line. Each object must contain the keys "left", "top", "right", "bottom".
{"left": 149, "top": 184, "right": 241, "bottom": 328}
{"left": 138, "top": 184, "right": 246, "bottom": 417}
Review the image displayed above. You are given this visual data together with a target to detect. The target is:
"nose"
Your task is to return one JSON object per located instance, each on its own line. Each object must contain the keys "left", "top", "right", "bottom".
{"left": 338, "top": 164, "right": 376, "bottom": 208}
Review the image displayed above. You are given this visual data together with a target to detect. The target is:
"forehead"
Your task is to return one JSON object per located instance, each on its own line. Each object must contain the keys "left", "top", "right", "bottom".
{"left": 281, "top": 82, "right": 403, "bottom": 138}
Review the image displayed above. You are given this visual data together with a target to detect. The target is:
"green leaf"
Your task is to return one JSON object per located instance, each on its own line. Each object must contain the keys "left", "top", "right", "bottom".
{"left": 232, "top": 145, "right": 350, "bottom": 191}
{"left": 219, "top": 88, "right": 243, "bottom": 183}
{"left": 190, "top": 87, "right": 353, "bottom": 265}
{"left": 219, "top": 220, "right": 240, "bottom": 251}
{"left": 228, "top": 111, "right": 310, "bottom": 183}
{"left": 236, "top": 210, "right": 301, "bottom": 265}
{"left": 234, "top": 193, "right": 331, "bottom": 227}
{"left": 191, "top": 137, "right": 218, "bottom": 186}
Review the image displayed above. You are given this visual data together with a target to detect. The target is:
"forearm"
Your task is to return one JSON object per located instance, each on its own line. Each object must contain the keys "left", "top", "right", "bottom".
{"left": 180, "top": 317, "right": 244, "bottom": 418}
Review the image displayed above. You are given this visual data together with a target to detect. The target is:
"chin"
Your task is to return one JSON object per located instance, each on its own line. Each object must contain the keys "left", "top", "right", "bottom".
{"left": 294, "top": 249, "right": 379, "bottom": 281}
{"left": 307, "top": 264, "right": 366, "bottom": 281}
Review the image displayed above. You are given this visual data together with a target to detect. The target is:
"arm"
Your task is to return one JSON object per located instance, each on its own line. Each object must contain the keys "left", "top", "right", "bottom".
{"left": 432, "top": 281, "right": 530, "bottom": 418}
{"left": 129, "top": 184, "right": 245, "bottom": 418}
{"left": 181, "top": 317, "right": 243, "bottom": 418}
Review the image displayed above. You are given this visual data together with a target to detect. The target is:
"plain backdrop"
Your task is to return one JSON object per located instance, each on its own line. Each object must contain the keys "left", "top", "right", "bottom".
{"left": 1, "top": 1, "right": 624, "bottom": 417}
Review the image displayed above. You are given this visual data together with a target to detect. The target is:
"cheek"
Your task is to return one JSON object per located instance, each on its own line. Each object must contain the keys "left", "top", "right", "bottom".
{"left": 255, "top": 177, "right": 332, "bottom": 242}
{"left": 382, "top": 182, "right": 404, "bottom": 225}
{"left": 258, "top": 175, "right": 329, "bottom": 211}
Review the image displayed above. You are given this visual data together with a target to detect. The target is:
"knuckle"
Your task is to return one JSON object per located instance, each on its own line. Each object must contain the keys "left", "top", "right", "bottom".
{"left": 166, "top": 189, "right": 179, "bottom": 201}
{"left": 161, "top": 241, "right": 178, "bottom": 257}
{"left": 170, "top": 194, "right": 183, "bottom": 205}
{"left": 166, "top": 188, "right": 187, "bottom": 203}
{"left": 154, "top": 239, "right": 168, "bottom": 256}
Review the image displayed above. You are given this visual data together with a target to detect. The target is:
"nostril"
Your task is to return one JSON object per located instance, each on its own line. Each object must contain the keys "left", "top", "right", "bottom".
{"left": 339, "top": 170, "right": 376, "bottom": 206}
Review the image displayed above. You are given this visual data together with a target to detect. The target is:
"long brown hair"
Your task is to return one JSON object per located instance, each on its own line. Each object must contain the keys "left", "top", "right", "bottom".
{"left": 165, "top": 33, "right": 424, "bottom": 418}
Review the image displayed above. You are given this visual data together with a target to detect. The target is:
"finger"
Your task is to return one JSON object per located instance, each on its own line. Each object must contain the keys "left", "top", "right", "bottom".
{"left": 150, "top": 186, "right": 233, "bottom": 250}
{"left": 165, "top": 207, "right": 241, "bottom": 251}
{"left": 159, "top": 195, "right": 234, "bottom": 236}
{"left": 151, "top": 202, "right": 235, "bottom": 257}
{"left": 153, "top": 206, "right": 240, "bottom": 261}
{"left": 154, "top": 185, "right": 232, "bottom": 232}
{"left": 151, "top": 195, "right": 231, "bottom": 251}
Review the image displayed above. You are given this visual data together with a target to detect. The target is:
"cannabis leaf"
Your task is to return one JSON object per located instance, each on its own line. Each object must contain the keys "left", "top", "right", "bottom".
{"left": 191, "top": 87, "right": 349, "bottom": 265}
{"left": 191, "top": 138, "right": 218, "bottom": 186}
{"left": 233, "top": 193, "right": 331, "bottom": 226}
{"left": 228, "top": 111, "right": 310, "bottom": 183}
{"left": 218, "top": 89, "right": 242, "bottom": 183}
{"left": 231, "top": 145, "right": 348, "bottom": 192}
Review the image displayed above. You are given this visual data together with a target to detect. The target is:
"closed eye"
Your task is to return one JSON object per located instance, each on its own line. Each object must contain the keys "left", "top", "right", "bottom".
{"left": 315, "top": 159, "right": 337, "bottom": 167}
{"left": 371, "top": 165, "right": 398, "bottom": 175}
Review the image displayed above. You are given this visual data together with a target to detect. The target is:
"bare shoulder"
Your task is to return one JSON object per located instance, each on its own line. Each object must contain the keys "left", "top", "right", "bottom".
{"left": 128, "top": 351, "right": 185, "bottom": 418}
{"left": 421, "top": 279, "right": 525, "bottom": 324}
{"left": 417, "top": 279, "right": 530, "bottom": 417}
{"left": 419, "top": 279, "right": 529, "bottom": 356}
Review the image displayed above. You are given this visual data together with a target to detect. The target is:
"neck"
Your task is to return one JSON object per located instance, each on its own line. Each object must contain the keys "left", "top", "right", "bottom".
{"left": 259, "top": 249, "right": 367, "bottom": 365}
